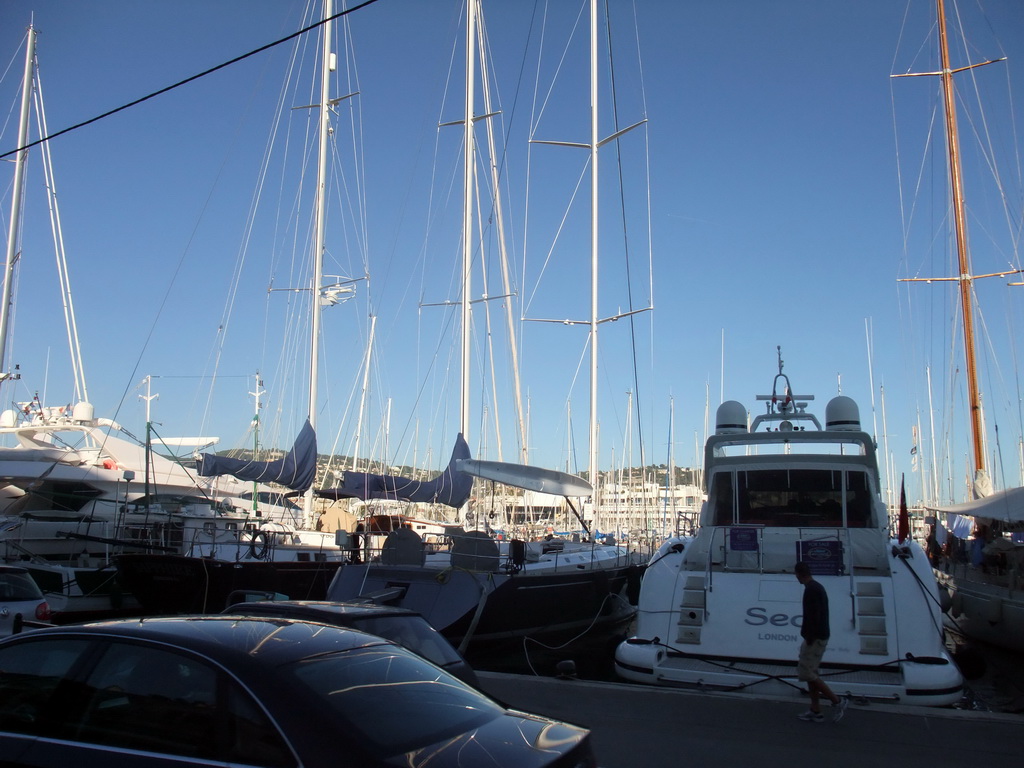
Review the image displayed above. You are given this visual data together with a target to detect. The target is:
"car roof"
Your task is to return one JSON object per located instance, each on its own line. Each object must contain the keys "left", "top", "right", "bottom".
{"left": 224, "top": 600, "right": 422, "bottom": 621}
{"left": 10, "top": 616, "right": 390, "bottom": 666}
{"left": 0, "top": 565, "right": 31, "bottom": 575}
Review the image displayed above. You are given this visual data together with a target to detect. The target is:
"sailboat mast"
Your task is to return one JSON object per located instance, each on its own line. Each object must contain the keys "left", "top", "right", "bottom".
{"left": 353, "top": 314, "right": 376, "bottom": 470}
{"left": 0, "top": 26, "right": 36, "bottom": 381}
{"left": 460, "top": 0, "right": 477, "bottom": 441}
{"left": 937, "top": 0, "right": 985, "bottom": 479}
{"left": 588, "top": 0, "right": 600, "bottom": 526}
{"left": 303, "top": 0, "right": 333, "bottom": 518}
{"left": 895, "top": 0, "right": 1012, "bottom": 495}
{"left": 250, "top": 372, "right": 265, "bottom": 515}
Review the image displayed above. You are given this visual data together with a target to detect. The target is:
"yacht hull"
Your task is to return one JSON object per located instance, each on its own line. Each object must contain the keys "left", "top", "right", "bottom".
{"left": 328, "top": 560, "right": 641, "bottom": 649}
{"left": 114, "top": 553, "right": 343, "bottom": 614}
{"left": 937, "top": 569, "right": 1024, "bottom": 654}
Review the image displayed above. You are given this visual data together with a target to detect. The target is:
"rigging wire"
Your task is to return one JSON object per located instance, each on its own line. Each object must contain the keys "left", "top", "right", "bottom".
{"left": 602, "top": 0, "right": 652, "bottom": 490}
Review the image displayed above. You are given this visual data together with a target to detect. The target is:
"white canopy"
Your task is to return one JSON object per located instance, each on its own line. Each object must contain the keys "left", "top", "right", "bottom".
{"left": 456, "top": 459, "right": 592, "bottom": 497}
{"left": 925, "top": 486, "right": 1024, "bottom": 525}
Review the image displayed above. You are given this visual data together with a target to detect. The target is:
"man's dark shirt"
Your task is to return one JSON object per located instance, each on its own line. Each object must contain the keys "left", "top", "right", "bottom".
{"left": 800, "top": 578, "right": 830, "bottom": 642}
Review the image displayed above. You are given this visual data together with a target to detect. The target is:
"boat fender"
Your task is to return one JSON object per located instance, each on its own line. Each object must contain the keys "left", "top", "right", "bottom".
{"left": 249, "top": 531, "right": 270, "bottom": 560}
{"left": 902, "top": 653, "right": 950, "bottom": 665}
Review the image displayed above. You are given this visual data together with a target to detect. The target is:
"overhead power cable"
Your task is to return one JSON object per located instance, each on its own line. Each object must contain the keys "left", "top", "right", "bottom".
{"left": 0, "top": 0, "right": 382, "bottom": 159}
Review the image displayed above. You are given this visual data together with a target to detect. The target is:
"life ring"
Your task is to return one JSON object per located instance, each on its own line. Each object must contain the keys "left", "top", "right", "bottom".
{"left": 249, "top": 531, "right": 270, "bottom": 560}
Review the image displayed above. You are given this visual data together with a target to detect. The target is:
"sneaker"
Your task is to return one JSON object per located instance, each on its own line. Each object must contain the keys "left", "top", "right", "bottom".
{"left": 832, "top": 695, "right": 849, "bottom": 723}
{"left": 797, "top": 710, "right": 824, "bottom": 722}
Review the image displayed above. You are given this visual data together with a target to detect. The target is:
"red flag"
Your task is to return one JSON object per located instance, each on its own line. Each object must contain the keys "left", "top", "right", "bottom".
{"left": 898, "top": 474, "right": 910, "bottom": 544}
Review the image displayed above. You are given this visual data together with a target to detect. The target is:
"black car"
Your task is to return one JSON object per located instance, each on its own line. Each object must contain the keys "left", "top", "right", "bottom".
{"left": 0, "top": 616, "right": 595, "bottom": 768}
{"left": 222, "top": 598, "right": 479, "bottom": 687}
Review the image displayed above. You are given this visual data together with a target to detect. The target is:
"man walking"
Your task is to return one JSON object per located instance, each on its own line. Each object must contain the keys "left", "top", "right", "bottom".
{"left": 795, "top": 560, "right": 849, "bottom": 722}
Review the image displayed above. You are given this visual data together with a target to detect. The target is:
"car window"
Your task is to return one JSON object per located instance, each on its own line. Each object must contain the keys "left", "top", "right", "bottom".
{"left": 223, "top": 678, "right": 298, "bottom": 767}
{"left": 67, "top": 641, "right": 295, "bottom": 767}
{"left": 0, "top": 571, "right": 43, "bottom": 601}
{"left": 0, "top": 638, "right": 91, "bottom": 736}
{"left": 0, "top": 638, "right": 91, "bottom": 737}
{"left": 353, "top": 615, "right": 464, "bottom": 667}
{"left": 287, "top": 644, "right": 502, "bottom": 758}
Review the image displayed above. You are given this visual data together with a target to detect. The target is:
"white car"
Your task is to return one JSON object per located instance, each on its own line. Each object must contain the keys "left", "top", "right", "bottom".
{"left": 0, "top": 565, "right": 50, "bottom": 636}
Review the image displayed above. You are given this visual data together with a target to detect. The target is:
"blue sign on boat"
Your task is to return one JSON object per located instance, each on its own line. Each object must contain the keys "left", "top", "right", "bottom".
{"left": 729, "top": 527, "right": 759, "bottom": 552}
{"left": 796, "top": 540, "right": 844, "bottom": 575}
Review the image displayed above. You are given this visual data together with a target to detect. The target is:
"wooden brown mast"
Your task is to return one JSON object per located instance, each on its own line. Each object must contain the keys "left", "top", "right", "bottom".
{"left": 937, "top": 0, "right": 985, "bottom": 479}
{"left": 894, "top": 0, "right": 1019, "bottom": 492}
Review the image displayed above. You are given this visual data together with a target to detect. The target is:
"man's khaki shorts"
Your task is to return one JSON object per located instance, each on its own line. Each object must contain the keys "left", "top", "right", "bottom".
{"left": 797, "top": 638, "right": 828, "bottom": 682}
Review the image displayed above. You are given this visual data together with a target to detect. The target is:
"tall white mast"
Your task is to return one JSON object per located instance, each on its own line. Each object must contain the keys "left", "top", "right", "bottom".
{"left": 250, "top": 372, "right": 265, "bottom": 515}
{"left": 474, "top": 11, "right": 527, "bottom": 464}
{"left": 0, "top": 26, "right": 36, "bottom": 382}
{"left": 302, "top": 0, "right": 334, "bottom": 519}
{"left": 35, "top": 74, "right": 89, "bottom": 404}
{"left": 587, "top": 0, "right": 600, "bottom": 527}
{"left": 353, "top": 314, "right": 376, "bottom": 471}
{"left": 459, "top": 0, "right": 476, "bottom": 441}
{"left": 528, "top": 0, "right": 646, "bottom": 523}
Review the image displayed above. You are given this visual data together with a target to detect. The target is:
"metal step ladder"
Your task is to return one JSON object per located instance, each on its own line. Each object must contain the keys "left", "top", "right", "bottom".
{"left": 675, "top": 575, "right": 707, "bottom": 644}
{"left": 855, "top": 580, "right": 888, "bottom": 655}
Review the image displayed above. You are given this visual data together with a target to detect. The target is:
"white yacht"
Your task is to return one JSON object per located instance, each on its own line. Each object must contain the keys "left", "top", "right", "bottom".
{"left": 615, "top": 357, "right": 963, "bottom": 706}
{"left": 0, "top": 403, "right": 318, "bottom": 618}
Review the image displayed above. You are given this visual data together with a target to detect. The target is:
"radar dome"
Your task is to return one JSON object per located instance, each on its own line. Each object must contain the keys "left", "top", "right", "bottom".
{"left": 715, "top": 401, "right": 748, "bottom": 434}
{"left": 72, "top": 402, "right": 95, "bottom": 424}
{"left": 825, "top": 396, "right": 861, "bottom": 432}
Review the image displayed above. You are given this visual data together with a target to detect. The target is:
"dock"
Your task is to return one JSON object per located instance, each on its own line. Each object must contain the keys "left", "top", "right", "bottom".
{"left": 477, "top": 672, "right": 1022, "bottom": 768}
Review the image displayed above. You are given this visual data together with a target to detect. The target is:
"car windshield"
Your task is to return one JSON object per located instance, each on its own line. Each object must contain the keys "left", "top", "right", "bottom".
{"left": 287, "top": 644, "right": 502, "bottom": 757}
{"left": 0, "top": 571, "right": 42, "bottom": 601}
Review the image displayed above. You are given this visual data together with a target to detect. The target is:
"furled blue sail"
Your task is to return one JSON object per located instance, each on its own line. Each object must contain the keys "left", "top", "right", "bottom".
{"left": 196, "top": 419, "right": 317, "bottom": 492}
{"left": 317, "top": 433, "right": 472, "bottom": 509}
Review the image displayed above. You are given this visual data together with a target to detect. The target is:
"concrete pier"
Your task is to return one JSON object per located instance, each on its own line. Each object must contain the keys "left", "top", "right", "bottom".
{"left": 477, "top": 672, "right": 1021, "bottom": 768}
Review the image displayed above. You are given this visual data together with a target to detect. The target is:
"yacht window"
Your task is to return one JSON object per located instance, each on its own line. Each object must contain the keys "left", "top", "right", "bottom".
{"left": 712, "top": 468, "right": 874, "bottom": 528}
{"left": 736, "top": 469, "right": 845, "bottom": 526}
{"left": 710, "top": 473, "right": 733, "bottom": 525}
{"left": 5, "top": 482, "right": 102, "bottom": 514}
{"left": 845, "top": 471, "right": 873, "bottom": 527}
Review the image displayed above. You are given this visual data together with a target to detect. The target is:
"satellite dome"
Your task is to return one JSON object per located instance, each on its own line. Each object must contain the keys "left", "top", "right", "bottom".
{"left": 715, "top": 401, "right": 748, "bottom": 435}
{"left": 825, "top": 396, "right": 860, "bottom": 432}
{"left": 72, "top": 402, "right": 95, "bottom": 424}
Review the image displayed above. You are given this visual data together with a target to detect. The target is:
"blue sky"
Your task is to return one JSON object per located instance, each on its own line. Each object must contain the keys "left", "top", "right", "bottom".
{"left": 1, "top": 1, "right": 1022, "bottom": 507}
